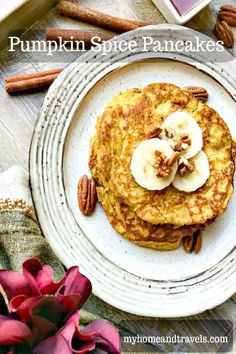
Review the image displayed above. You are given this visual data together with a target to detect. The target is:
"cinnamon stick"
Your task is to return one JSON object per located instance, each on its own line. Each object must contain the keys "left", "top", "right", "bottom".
{"left": 5, "top": 69, "right": 62, "bottom": 94}
{"left": 5, "top": 68, "right": 62, "bottom": 83}
{"left": 46, "top": 28, "right": 114, "bottom": 46}
{"left": 58, "top": 0, "right": 150, "bottom": 33}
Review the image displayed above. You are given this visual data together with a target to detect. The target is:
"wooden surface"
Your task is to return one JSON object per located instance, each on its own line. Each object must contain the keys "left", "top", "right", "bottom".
{"left": 0, "top": 0, "right": 235, "bottom": 352}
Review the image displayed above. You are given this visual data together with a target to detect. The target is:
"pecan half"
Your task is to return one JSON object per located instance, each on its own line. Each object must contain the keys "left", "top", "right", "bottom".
{"left": 78, "top": 175, "right": 97, "bottom": 216}
{"left": 183, "top": 235, "right": 194, "bottom": 253}
{"left": 214, "top": 21, "right": 234, "bottom": 48}
{"left": 183, "top": 229, "right": 203, "bottom": 254}
{"left": 218, "top": 5, "right": 236, "bottom": 26}
{"left": 183, "top": 86, "right": 208, "bottom": 103}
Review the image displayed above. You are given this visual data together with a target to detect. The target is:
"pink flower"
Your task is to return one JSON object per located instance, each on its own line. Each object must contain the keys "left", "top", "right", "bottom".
{"left": 34, "top": 311, "right": 120, "bottom": 354}
{"left": 0, "top": 259, "right": 120, "bottom": 354}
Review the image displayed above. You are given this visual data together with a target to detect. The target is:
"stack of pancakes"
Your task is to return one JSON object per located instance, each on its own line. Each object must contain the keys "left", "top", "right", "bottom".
{"left": 89, "top": 83, "right": 235, "bottom": 251}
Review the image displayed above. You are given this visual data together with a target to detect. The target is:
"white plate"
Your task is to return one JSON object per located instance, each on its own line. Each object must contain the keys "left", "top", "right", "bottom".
{"left": 30, "top": 25, "right": 236, "bottom": 317}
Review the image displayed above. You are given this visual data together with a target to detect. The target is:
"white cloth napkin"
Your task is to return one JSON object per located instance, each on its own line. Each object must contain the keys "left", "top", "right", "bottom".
{"left": 0, "top": 166, "right": 32, "bottom": 205}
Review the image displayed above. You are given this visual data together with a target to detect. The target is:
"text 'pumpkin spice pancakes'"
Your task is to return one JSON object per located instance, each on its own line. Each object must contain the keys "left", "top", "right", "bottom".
{"left": 89, "top": 83, "right": 235, "bottom": 253}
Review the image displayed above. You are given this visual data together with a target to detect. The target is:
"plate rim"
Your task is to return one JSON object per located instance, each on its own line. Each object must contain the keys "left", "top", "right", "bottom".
{"left": 63, "top": 58, "right": 236, "bottom": 281}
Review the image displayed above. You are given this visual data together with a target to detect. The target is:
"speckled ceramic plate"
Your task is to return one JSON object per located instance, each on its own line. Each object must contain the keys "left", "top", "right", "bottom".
{"left": 30, "top": 25, "right": 236, "bottom": 317}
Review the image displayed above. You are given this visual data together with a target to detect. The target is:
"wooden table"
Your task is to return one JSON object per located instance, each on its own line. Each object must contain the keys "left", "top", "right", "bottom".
{"left": 0, "top": 0, "right": 235, "bottom": 352}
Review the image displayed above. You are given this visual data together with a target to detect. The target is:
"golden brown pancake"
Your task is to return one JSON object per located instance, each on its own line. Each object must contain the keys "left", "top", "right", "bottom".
{"left": 97, "top": 186, "right": 203, "bottom": 250}
{"left": 89, "top": 83, "right": 234, "bottom": 228}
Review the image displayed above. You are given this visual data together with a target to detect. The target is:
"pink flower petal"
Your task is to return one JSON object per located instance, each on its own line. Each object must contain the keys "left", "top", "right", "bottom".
{"left": 79, "top": 320, "right": 120, "bottom": 354}
{"left": 61, "top": 312, "right": 95, "bottom": 354}
{"left": 23, "top": 259, "right": 43, "bottom": 276}
{"left": 36, "top": 268, "right": 63, "bottom": 295}
{"left": 59, "top": 311, "right": 80, "bottom": 342}
{"left": 31, "top": 296, "right": 62, "bottom": 326}
{"left": 62, "top": 312, "right": 120, "bottom": 354}
{"left": 0, "top": 271, "right": 35, "bottom": 301}
{"left": 10, "top": 295, "right": 28, "bottom": 312}
{"left": 10, "top": 296, "right": 63, "bottom": 344}
{"left": 65, "top": 312, "right": 120, "bottom": 353}
{"left": 22, "top": 259, "right": 47, "bottom": 296}
{"left": 31, "top": 316, "right": 57, "bottom": 346}
{"left": 23, "top": 259, "right": 64, "bottom": 295}
{"left": 57, "top": 267, "right": 92, "bottom": 310}
{"left": 10, "top": 296, "right": 42, "bottom": 323}
{"left": 34, "top": 312, "right": 95, "bottom": 354}
{"left": 57, "top": 294, "right": 83, "bottom": 314}
{"left": 34, "top": 309, "right": 120, "bottom": 354}
{"left": 0, "top": 315, "right": 32, "bottom": 345}
{"left": 33, "top": 330, "right": 72, "bottom": 354}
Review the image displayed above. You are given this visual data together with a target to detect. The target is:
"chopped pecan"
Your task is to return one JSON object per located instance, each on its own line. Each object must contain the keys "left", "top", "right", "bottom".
{"left": 173, "top": 141, "right": 183, "bottom": 152}
{"left": 163, "top": 127, "right": 175, "bottom": 139}
{"left": 214, "top": 21, "right": 234, "bottom": 48}
{"left": 183, "top": 229, "right": 203, "bottom": 254}
{"left": 173, "top": 135, "right": 191, "bottom": 152}
{"left": 154, "top": 151, "right": 179, "bottom": 178}
{"left": 218, "top": 5, "right": 236, "bottom": 26}
{"left": 184, "top": 86, "right": 208, "bottom": 103}
{"left": 158, "top": 168, "right": 171, "bottom": 178}
{"left": 178, "top": 157, "right": 195, "bottom": 176}
{"left": 180, "top": 134, "right": 191, "bottom": 146}
{"left": 179, "top": 161, "right": 195, "bottom": 176}
{"left": 154, "top": 151, "right": 171, "bottom": 178}
{"left": 154, "top": 151, "right": 163, "bottom": 160}
{"left": 78, "top": 175, "right": 97, "bottom": 216}
{"left": 147, "top": 127, "right": 162, "bottom": 139}
{"left": 162, "top": 127, "right": 191, "bottom": 152}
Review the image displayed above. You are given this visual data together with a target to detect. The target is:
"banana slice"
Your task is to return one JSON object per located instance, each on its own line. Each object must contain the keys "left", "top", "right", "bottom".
{"left": 130, "top": 138, "right": 178, "bottom": 191}
{"left": 161, "top": 111, "right": 203, "bottom": 159}
{"left": 173, "top": 151, "right": 210, "bottom": 193}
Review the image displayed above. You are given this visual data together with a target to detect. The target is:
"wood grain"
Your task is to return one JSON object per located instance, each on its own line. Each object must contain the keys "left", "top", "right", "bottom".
{"left": 0, "top": 1, "right": 235, "bottom": 353}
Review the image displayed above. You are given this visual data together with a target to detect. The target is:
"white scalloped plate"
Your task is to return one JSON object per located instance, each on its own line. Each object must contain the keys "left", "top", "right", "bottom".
{"left": 30, "top": 25, "right": 236, "bottom": 317}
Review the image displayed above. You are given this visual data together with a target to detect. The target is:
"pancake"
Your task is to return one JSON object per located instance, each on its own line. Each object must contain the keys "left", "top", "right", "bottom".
{"left": 97, "top": 186, "right": 203, "bottom": 250}
{"left": 89, "top": 83, "right": 234, "bottom": 227}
